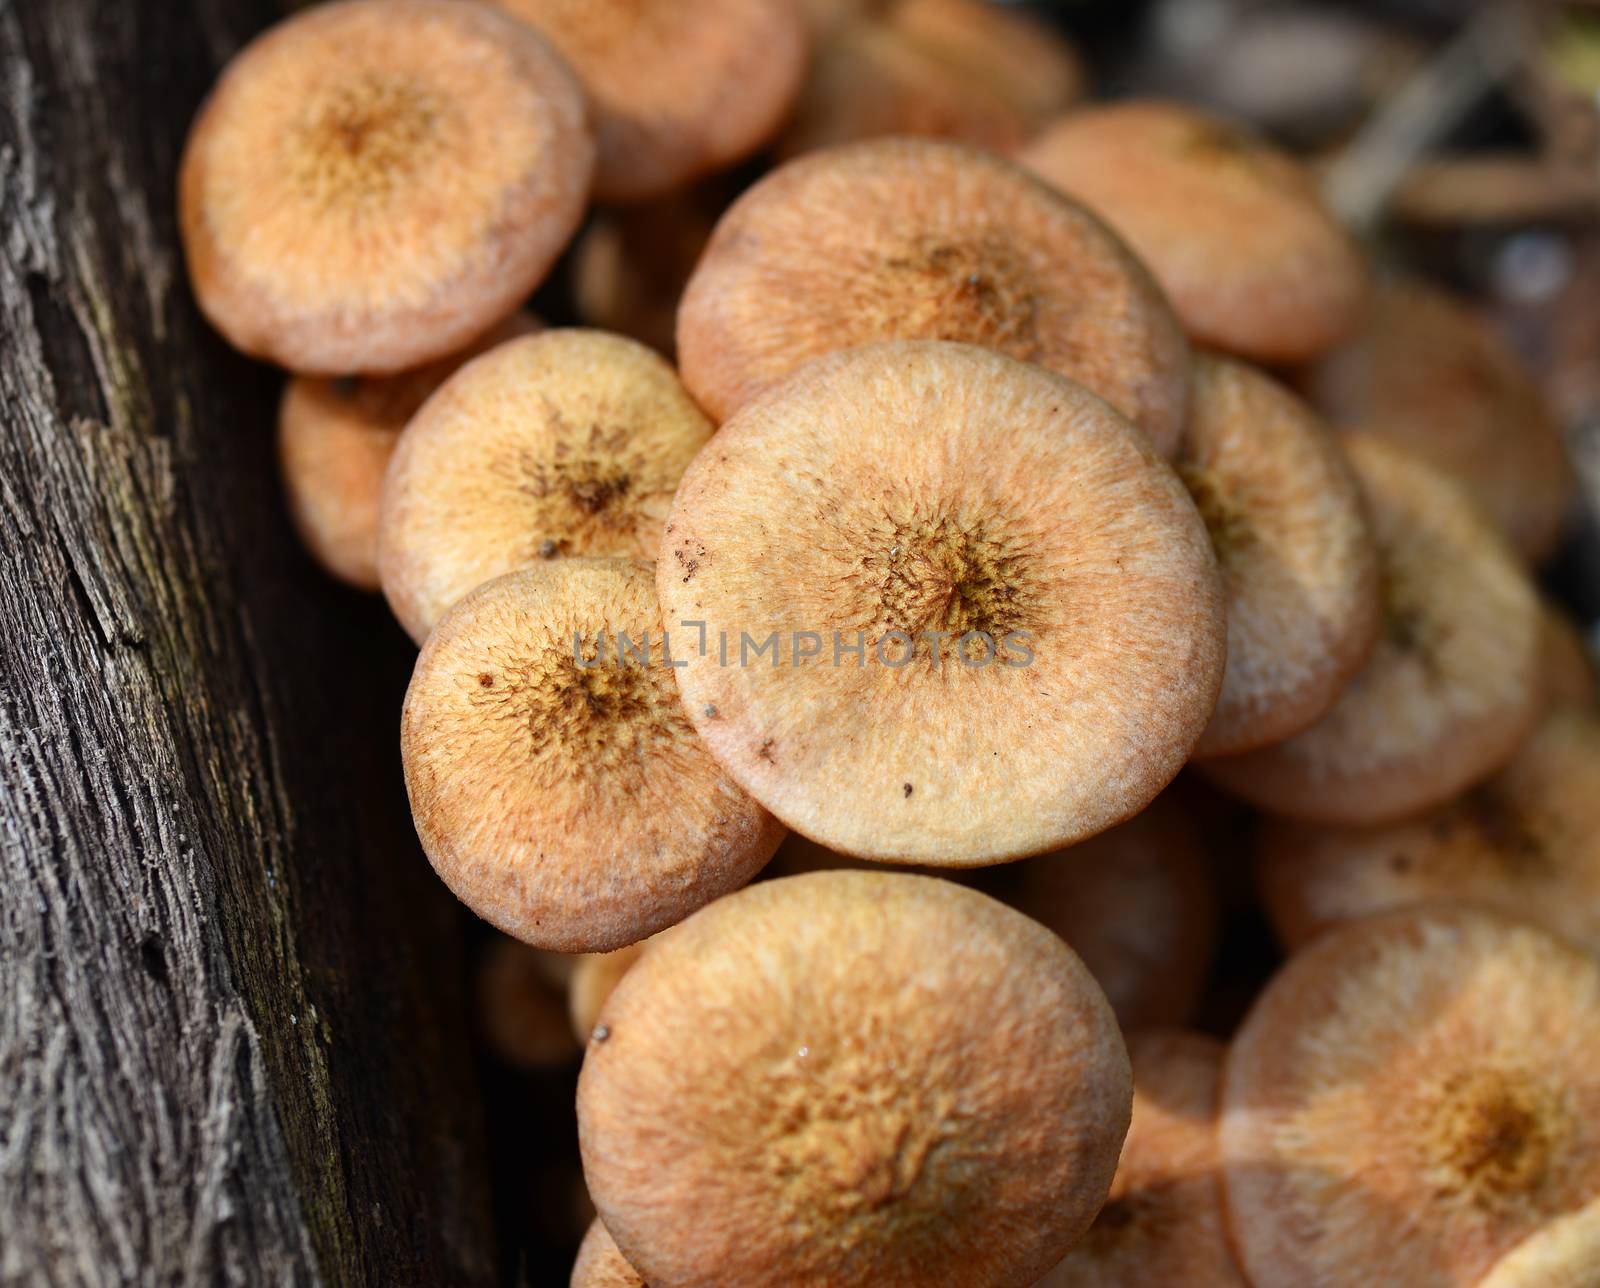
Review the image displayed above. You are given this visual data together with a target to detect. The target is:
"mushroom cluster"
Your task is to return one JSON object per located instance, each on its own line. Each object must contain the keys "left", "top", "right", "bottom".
{"left": 180, "top": 2, "right": 1598, "bottom": 1284}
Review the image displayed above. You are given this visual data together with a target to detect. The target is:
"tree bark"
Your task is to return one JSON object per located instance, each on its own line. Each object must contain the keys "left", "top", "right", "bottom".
{"left": 0, "top": 2, "right": 497, "bottom": 1283}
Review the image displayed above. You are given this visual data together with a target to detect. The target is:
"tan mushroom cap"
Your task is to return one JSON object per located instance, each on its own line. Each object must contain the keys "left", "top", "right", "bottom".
{"left": 400, "top": 559, "right": 784, "bottom": 953}
{"left": 1180, "top": 355, "right": 1381, "bottom": 758}
{"left": 1200, "top": 433, "right": 1542, "bottom": 827}
{"left": 278, "top": 313, "right": 540, "bottom": 591}
{"left": 1308, "top": 279, "right": 1576, "bottom": 562}
{"left": 1018, "top": 101, "right": 1368, "bottom": 365}
{"left": 1478, "top": 1200, "right": 1600, "bottom": 1288}
{"left": 476, "top": 935, "right": 580, "bottom": 1070}
{"left": 1220, "top": 905, "right": 1600, "bottom": 1287}
{"left": 677, "top": 137, "right": 1192, "bottom": 456}
{"left": 658, "top": 341, "right": 1226, "bottom": 864}
{"left": 1258, "top": 703, "right": 1600, "bottom": 954}
{"left": 179, "top": 0, "right": 593, "bottom": 375}
{"left": 490, "top": 0, "right": 808, "bottom": 204}
{"left": 996, "top": 796, "right": 1217, "bottom": 1029}
{"left": 379, "top": 329, "right": 713, "bottom": 644}
{"left": 781, "top": 0, "right": 1085, "bottom": 159}
{"left": 578, "top": 870, "right": 1132, "bottom": 1288}
{"left": 1037, "top": 1031, "right": 1245, "bottom": 1288}
{"left": 572, "top": 1220, "right": 645, "bottom": 1288}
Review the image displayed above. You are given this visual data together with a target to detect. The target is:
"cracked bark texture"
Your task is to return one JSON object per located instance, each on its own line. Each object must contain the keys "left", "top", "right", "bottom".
{"left": 0, "top": 2, "right": 497, "bottom": 1283}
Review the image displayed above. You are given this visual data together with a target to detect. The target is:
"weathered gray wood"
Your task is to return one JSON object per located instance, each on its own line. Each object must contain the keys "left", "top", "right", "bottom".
{"left": 0, "top": 2, "right": 497, "bottom": 1282}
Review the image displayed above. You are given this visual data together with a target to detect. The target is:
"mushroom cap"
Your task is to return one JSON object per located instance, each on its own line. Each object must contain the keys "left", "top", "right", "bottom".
{"left": 490, "top": 0, "right": 809, "bottom": 203}
{"left": 378, "top": 329, "right": 713, "bottom": 644}
{"left": 1477, "top": 1200, "right": 1600, "bottom": 1288}
{"left": 571, "top": 1220, "right": 645, "bottom": 1288}
{"left": 400, "top": 558, "right": 784, "bottom": 953}
{"left": 1037, "top": 1030, "right": 1246, "bottom": 1288}
{"left": 996, "top": 796, "right": 1217, "bottom": 1029}
{"left": 1180, "top": 355, "right": 1382, "bottom": 758}
{"left": 657, "top": 341, "right": 1226, "bottom": 864}
{"left": 780, "top": 0, "right": 1085, "bottom": 159}
{"left": 1018, "top": 100, "right": 1369, "bottom": 365}
{"left": 677, "top": 137, "right": 1191, "bottom": 456}
{"left": 1542, "top": 599, "right": 1597, "bottom": 707}
{"left": 179, "top": 0, "right": 593, "bottom": 375}
{"left": 568, "top": 940, "right": 650, "bottom": 1044}
{"left": 1257, "top": 703, "right": 1600, "bottom": 954}
{"left": 1200, "top": 433, "right": 1542, "bottom": 827}
{"left": 1220, "top": 904, "right": 1600, "bottom": 1287}
{"left": 476, "top": 935, "right": 580, "bottom": 1071}
{"left": 1308, "top": 279, "right": 1576, "bottom": 563}
{"left": 578, "top": 870, "right": 1132, "bottom": 1288}
{"left": 278, "top": 313, "right": 540, "bottom": 590}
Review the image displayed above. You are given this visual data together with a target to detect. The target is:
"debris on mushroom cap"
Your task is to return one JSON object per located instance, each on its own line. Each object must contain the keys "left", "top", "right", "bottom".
{"left": 178, "top": 0, "right": 593, "bottom": 375}
{"left": 1219, "top": 904, "right": 1600, "bottom": 1287}
{"left": 780, "top": 0, "right": 1085, "bottom": 159}
{"left": 994, "top": 796, "right": 1217, "bottom": 1031}
{"left": 571, "top": 1219, "right": 645, "bottom": 1288}
{"left": 477, "top": 934, "right": 581, "bottom": 1071}
{"left": 278, "top": 312, "right": 541, "bottom": 591}
{"left": 1477, "top": 1199, "right": 1600, "bottom": 1288}
{"left": 1018, "top": 100, "right": 1370, "bottom": 366}
{"left": 1036, "top": 1030, "right": 1245, "bottom": 1288}
{"left": 578, "top": 870, "right": 1132, "bottom": 1288}
{"left": 1179, "top": 355, "right": 1382, "bottom": 759}
{"left": 1200, "top": 433, "right": 1543, "bottom": 828}
{"left": 658, "top": 341, "right": 1226, "bottom": 864}
{"left": 378, "top": 329, "right": 713, "bottom": 644}
{"left": 676, "top": 138, "right": 1192, "bottom": 456}
{"left": 400, "top": 559, "right": 785, "bottom": 954}
{"left": 489, "top": 0, "right": 809, "bottom": 204}
{"left": 1306, "top": 278, "right": 1577, "bottom": 563}
{"left": 1542, "top": 599, "right": 1598, "bottom": 708}
{"left": 1257, "top": 702, "right": 1600, "bottom": 955}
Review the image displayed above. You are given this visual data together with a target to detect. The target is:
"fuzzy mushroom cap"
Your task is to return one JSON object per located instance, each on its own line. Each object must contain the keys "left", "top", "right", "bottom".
{"left": 996, "top": 796, "right": 1217, "bottom": 1030}
{"left": 1309, "top": 279, "right": 1575, "bottom": 563}
{"left": 781, "top": 0, "right": 1085, "bottom": 158}
{"left": 1201, "top": 433, "right": 1542, "bottom": 827}
{"left": 400, "top": 559, "right": 784, "bottom": 953}
{"left": 578, "top": 870, "right": 1133, "bottom": 1288}
{"left": 378, "top": 329, "right": 712, "bottom": 644}
{"left": 476, "top": 936, "right": 580, "bottom": 1071}
{"left": 571, "top": 1220, "right": 645, "bottom": 1288}
{"left": 278, "top": 313, "right": 540, "bottom": 591}
{"left": 179, "top": 0, "right": 593, "bottom": 375}
{"left": 1180, "top": 355, "right": 1381, "bottom": 758}
{"left": 1477, "top": 1200, "right": 1600, "bottom": 1288}
{"left": 490, "top": 0, "right": 808, "bottom": 204}
{"left": 657, "top": 341, "right": 1226, "bottom": 864}
{"left": 677, "top": 138, "right": 1191, "bottom": 456}
{"left": 1037, "top": 1030, "right": 1245, "bottom": 1288}
{"left": 1257, "top": 703, "right": 1600, "bottom": 954}
{"left": 1220, "top": 904, "right": 1600, "bottom": 1287}
{"left": 1018, "top": 100, "right": 1369, "bottom": 365}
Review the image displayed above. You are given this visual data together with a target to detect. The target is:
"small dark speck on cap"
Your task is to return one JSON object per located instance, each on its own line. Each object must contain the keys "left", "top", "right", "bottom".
{"left": 593, "top": 1024, "right": 611, "bottom": 1043}
{"left": 704, "top": 704, "right": 718, "bottom": 718}
{"left": 903, "top": 783, "right": 914, "bottom": 798}
{"left": 537, "top": 538, "right": 559, "bottom": 559}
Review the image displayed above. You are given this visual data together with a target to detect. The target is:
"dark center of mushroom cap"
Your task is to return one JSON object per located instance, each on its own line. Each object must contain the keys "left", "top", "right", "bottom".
{"left": 1177, "top": 460, "right": 1255, "bottom": 562}
{"left": 1417, "top": 1067, "right": 1563, "bottom": 1210}
{"left": 870, "top": 236, "right": 1041, "bottom": 358}
{"left": 290, "top": 75, "right": 446, "bottom": 210}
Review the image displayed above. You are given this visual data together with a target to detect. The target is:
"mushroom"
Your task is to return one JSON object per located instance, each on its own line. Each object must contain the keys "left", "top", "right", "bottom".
{"left": 571, "top": 1220, "right": 645, "bottom": 1288}
{"left": 277, "top": 312, "right": 539, "bottom": 591}
{"left": 476, "top": 934, "right": 580, "bottom": 1071}
{"left": 488, "top": 0, "right": 809, "bottom": 203}
{"left": 578, "top": 870, "right": 1132, "bottom": 1287}
{"left": 657, "top": 341, "right": 1226, "bottom": 864}
{"left": 1018, "top": 100, "right": 1370, "bottom": 365}
{"left": 1036, "top": 1030, "right": 1246, "bottom": 1287}
{"left": 378, "top": 329, "right": 712, "bottom": 644}
{"left": 400, "top": 559, "right": 784, "bottom": 953}
{"left": 1177, "top": 354, "right": 1382, "bottom": 758}
{"left": 675, "top": 137, "right": 1192, "bottom": 456}
{"left": 1256, "top": 702, "right": 1600, "bottom": 955}
{"left": 1201, "top": 433, "right": 1543, "bottom": 827}
{"left": 1477, "top": 1200, "right": 1600, "bottom": 1288}
{"left": 179, "top": 0, "right": 593, "bottom": 374}
{"left": 1220, "top": 904, "right": 1600, "bottom": 1286}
